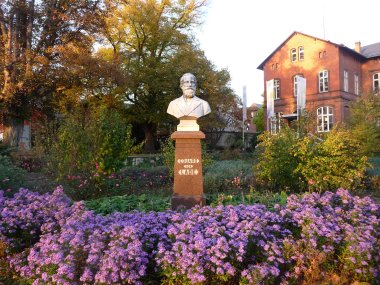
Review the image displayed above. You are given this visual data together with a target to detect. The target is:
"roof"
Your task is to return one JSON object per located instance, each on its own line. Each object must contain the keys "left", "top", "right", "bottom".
{"left": 361, "top": 42, "right": 380, "bottom": 58}
{"left": 247, "top": 103, "right": 262, "bottom": 110}
{"left": 257, "top": 31, "right": 366, "bottom": 70}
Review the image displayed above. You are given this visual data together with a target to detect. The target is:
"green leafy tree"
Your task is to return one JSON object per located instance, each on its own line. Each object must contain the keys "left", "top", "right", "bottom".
{"left": 99, "top": 0, "right": 237, "bottom": 152}
{"left": 253, "top": 107, "right": 264, "bottom": 132}
{"left": 348, "top": 93, "right": 380, "bottom": 155}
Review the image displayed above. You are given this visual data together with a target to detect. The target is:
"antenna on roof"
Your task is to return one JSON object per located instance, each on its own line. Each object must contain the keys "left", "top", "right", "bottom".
{"left": 322, "top": 1, "right": 326, "bottom": 39}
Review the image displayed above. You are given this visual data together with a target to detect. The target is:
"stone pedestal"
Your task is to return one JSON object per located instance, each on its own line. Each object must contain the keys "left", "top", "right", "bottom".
{"left": 171, "top": 131, "right": 205, "bottom": 210}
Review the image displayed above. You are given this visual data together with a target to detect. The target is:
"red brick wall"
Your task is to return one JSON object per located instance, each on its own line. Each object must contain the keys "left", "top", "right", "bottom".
{"left": 361, "top": 58, "right": 380, "bottom": 96}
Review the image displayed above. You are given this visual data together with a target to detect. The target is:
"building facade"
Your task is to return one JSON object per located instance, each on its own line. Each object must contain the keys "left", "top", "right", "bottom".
{"left": 257, "top": 31, "right": 380, "bottom": 132}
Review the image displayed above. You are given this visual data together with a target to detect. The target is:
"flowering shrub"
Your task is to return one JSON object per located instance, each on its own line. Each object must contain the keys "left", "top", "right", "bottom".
{"left": 1, "top": 187, "right": 379, "bottom": 284}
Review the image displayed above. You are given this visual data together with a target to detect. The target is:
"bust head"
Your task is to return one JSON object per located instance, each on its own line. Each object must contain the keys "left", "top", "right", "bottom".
{"left": 180, "top": 73, "right": 196, "bottom": 99}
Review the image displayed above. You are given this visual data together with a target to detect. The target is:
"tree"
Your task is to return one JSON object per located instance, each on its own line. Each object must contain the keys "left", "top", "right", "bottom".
{"left": 348, "top": 93, "right": 380, "bottom": 155}
{"left": 253, "top": 107, "right": 264, "bottom": 132}
{"left": 100, "top": 0, "right": 237, "bottom": 152}
{"left": 0, "top": 0, "right": 104, "bottom": 146}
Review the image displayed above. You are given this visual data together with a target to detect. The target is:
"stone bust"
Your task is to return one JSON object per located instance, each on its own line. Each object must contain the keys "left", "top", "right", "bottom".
{"left": 167, "top": 73, "right": 211, "bottom": 119}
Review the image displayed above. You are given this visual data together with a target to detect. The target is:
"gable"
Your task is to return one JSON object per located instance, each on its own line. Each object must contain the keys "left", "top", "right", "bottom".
{"left": 257, "top": 31, "right": 364, "bottom": 70}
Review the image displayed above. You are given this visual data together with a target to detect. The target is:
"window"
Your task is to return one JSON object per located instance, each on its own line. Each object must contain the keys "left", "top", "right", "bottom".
{"left": 274, "top": 79, "right": 280, "bottom": 99}
{"left": 354, "top": 74, "right": 359, "bottom": 95}
{"left": 290, "top": 48, "right": 297, "bottom": 62}
{"left": 294, "top": 75, "right": 303, "bottom": 97}
{"left": 319, "top": 70, "right": 329, "bottom": 93}
{"left": 319, "top": 51, "right": 327, "bottom": 58}
{"left": 317, "top": 106, "right": 333, "bottom": 132}
{"left": 344, "top": 70, "right": 348, "bottom": 92}
{"left": 373, "top": 73, "right": 380, "bottom": 94}
{"left": 269, "top": 112, "right": 282, "bottom": 134}
{"left": 298, "top": 46, "right": 304, "bottom": 60}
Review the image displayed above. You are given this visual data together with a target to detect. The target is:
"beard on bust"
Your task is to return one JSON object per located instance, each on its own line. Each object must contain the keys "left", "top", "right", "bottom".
{"left": 183, "top": 88, "right": 195, "bottom": 98}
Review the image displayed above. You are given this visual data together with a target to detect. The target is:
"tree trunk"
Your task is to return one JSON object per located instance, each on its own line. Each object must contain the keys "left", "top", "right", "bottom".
{"left": 26, "top": 0, "right": 35, "bottom": 76}
{"left": 143, "top": 123, "right": 157, "bottom": 153}
{"left": 3, "top": 117, "right": 26, "bottom": 148}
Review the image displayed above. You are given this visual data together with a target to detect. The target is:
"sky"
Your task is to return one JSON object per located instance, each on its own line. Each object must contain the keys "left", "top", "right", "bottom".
{"left": 195, "top": 0, "right": 380, "bottom": 106}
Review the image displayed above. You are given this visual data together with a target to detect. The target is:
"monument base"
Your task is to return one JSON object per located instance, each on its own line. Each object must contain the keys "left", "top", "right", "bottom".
{"left": 171, "top": 131, "right": 205, "bottom": 210}
{"left": 177, "top": 117, "right": 199, "bottom": 131}
{"left": 171, "top": 194, "right": 206, "bottom": 211}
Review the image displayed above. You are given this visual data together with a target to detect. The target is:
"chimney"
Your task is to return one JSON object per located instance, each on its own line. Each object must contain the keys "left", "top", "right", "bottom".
{"left": 355, "top": 41, "right": 361, "bottom": 53}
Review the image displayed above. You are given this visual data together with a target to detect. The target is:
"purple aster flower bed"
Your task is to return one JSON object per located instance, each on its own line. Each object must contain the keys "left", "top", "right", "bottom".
{"left": 1, "top": 187, "right": 379, "bottom": 284}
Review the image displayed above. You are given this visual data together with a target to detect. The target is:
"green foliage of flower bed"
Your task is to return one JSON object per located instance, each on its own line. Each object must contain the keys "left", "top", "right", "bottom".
{"left": 85, "top": 189, "right": 289, "bottom": 215}
{"left": 207, "top": 190, "right": 289, "bottom": 210}
{"left": 85, "top": 193, "right": 171, "bottom": 214}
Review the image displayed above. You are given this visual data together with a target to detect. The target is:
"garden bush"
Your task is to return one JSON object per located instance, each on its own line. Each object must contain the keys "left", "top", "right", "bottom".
{"left": 0, "top": 155, "right": 26, "bottom": 196}
{"left": 46, "top": 106, "right": 141, "bottom": 199}
{"left": 254, "top": 126, "right": 370, "bottom": 193}
{"left": 1, "top": 187, "right": 379, "bottom": 284}
{"left": 253, "top": 128, "right": 300, "bottom": 191}
{"left": 203, "top": 160, "right": 253, "bottom": 195}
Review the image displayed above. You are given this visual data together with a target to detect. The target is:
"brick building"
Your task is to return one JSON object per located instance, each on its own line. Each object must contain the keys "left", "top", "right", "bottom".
{"left": 257, "top": 31, "right": 380, "bottom": 132}
{"left": 246, "top": 103, "right": 262, "bottom": 133}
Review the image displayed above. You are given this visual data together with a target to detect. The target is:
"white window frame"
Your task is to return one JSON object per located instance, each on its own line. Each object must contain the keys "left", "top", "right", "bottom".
{"left": 317, "top": 106, "right": 333, "bottom": 132}
{"left": 344, "top": 70, "right": 348, "bottom": 92}
{"left": 274, "top": 79, "right": 280, "bottom": 99}
{"left": 290, "top": 48, "right": 297, "bottom": 62}
{"left": 298, "top": 46, "right": 304, "bottom": 61}
{"left": 373, "top": 73, "right": 380, "bottom": 94}
{"left": 270, "top": 112, "right": 282, "bottom": 134}
{"left": 319, "top": 70, "right": 329, "bottom": 93}
{"left": 354, "top": 74, "right": 359, "bottom": 95}
{"left": 294, "top": 75, "right": 303, "bottom": 97}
